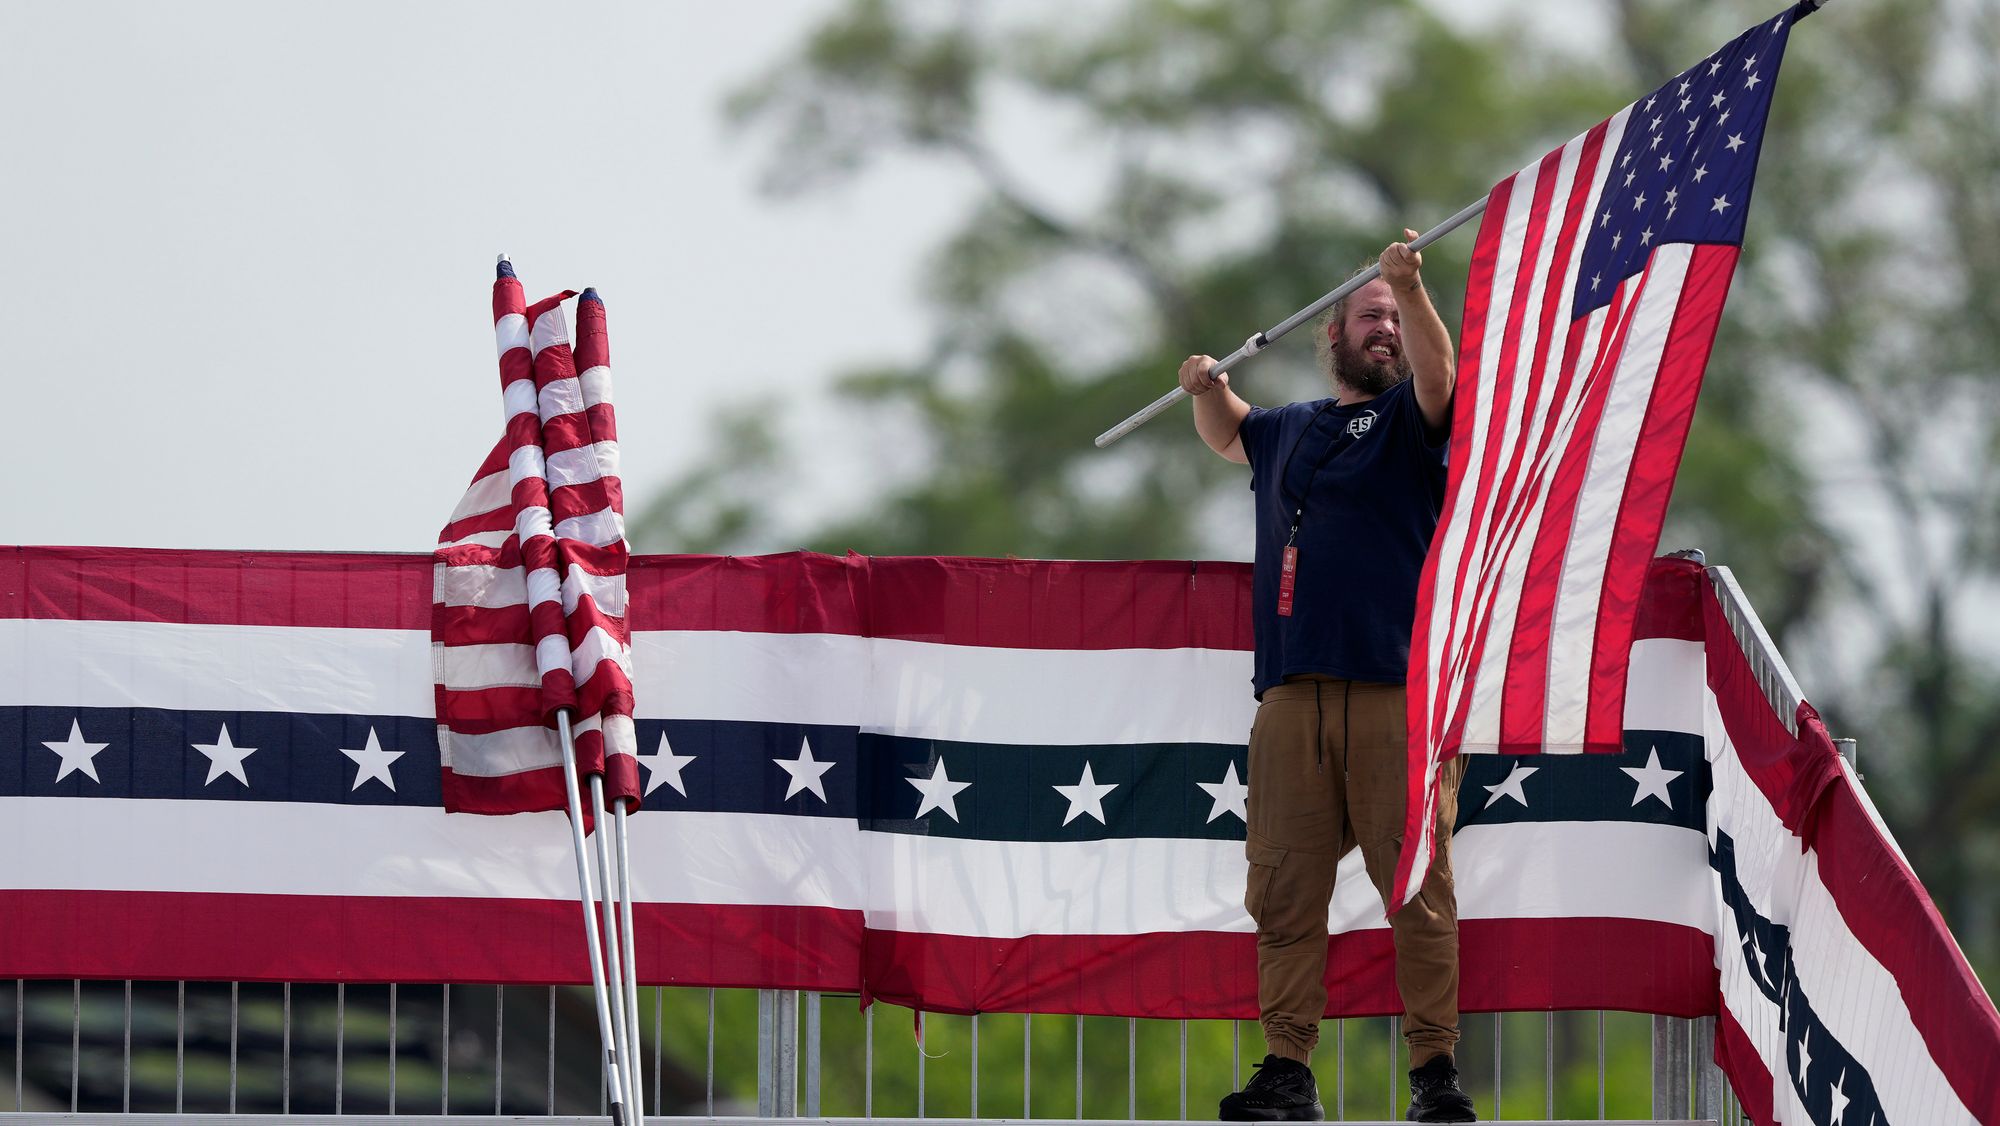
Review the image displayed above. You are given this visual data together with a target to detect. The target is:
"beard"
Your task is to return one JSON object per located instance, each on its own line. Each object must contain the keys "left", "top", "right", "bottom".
{"left": 1330, "top": 334, "right": 1413, "bottom": 398}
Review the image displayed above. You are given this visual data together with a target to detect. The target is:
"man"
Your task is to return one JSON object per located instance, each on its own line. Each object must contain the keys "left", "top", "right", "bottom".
{"left": 1181, "top": 231, "right": 1476, "bottom": 1123}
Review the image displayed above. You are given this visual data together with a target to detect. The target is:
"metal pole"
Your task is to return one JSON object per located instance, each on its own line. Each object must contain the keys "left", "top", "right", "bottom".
{"left": 122, "top": 981, "right": 131, "bottom": 1114}
{"left": 615, "top": 800, "right": 645, "bottom": 1123}
{"left": 1695, "top": 1015, "right": 1723, "bottom": 1122}
{"left": 1023, "top": 1013, "right": 1032, "bottom": 1119}
{"left": 389, "top": 983, "right": 398, "bottom": 1116}
{"left": 591, "top": 772, "right": 637, "bottom": 1121}
{"left": 495, "top": 983, "right": 505, "bottom": 1115}
{"left": 1546, "top": 1011, "right": 1556, "bottom": 1119}
{"left": 969, "top": 1010, "right": 979, "bottom": 1118}
{"left": 1093, "top": 197, "right": 1490, "bottom": 447}
{"left": 1653, "top": 1014, "right": 1690, "bottom": 1119}
{"left": 557, "top": 710, "right": 629, "bottom": 1126}
{"left": 806, "top": 992, "right": 823, "bottom": 1117}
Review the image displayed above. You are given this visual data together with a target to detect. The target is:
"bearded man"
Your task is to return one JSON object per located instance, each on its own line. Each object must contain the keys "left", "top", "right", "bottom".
{"left": 1179, "top": 231, "right": 1477, "bottom": 1123}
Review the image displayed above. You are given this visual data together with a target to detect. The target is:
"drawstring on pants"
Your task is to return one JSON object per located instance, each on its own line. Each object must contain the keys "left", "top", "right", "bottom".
{"left": 1313, "top": 680, "right": 1324, "bottom": 774}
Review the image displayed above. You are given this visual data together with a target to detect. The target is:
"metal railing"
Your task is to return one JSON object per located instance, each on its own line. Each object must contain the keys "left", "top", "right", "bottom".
{"left": 4, "top": 980, "right": 1746, "bottom": 1122}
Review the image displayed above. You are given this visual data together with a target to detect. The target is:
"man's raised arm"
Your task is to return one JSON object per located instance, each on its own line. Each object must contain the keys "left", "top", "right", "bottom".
{"left": 1380, "top": 228, "right": 1456, "bottom": 434}
{"left": 1179, "top": 354, "right": 1251, "bottom": 464}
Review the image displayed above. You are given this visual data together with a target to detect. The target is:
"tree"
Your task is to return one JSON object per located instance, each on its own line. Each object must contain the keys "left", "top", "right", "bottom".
{"left": 637, "top": 0, "right": 2000, "bottom": 977}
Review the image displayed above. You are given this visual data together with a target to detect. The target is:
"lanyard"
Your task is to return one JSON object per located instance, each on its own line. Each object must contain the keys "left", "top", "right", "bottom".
{"left": 1277, "top": 400, "right": 1353, "bottom": 546}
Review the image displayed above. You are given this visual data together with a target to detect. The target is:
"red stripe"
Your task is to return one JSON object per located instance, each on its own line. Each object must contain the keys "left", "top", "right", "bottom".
{"left": 0, "top": 891, "right": 858, "bottom": 991}
{"left": 433, "top": 602, "right": 533, "bottom": 647}
{"left": 537, "top": 403, "right": 619, "bottom": 454}
{"left": 2, "top": 546, "right": 432, "bottom": 629}
{"left": 1582, "top": 244, "right": 1739, "bottom": 749}
{"left": 573, "top": 292, "right": 608, "bottom": 371}
{"left": 1714, "top": 1004, "right": 1778, "bottom": 1126}
{"left": 435, "top": 684, "right": 545, "bottom": 735}
{"left": 492, "top": 273, "right": 524, "bottom": 325}
{"left": 560, "top": 596, "right": 627, "bottom": 642}
{"left": 1703, "top": 587, "right": 2000, "bottom": 1120}
{"left": 436, "top": 502, "right": 513, "bottom": 548}
{"left": 549, "top": 476, "right": 625, "bottom": 526}
{"left": 861, "top": 918, "right": 1714, "bottom": 1018}
{"left": 434, "top": 540, "right": 518, "bottom": 570}
{"left": 560, "top": 540, "right": 628, "bottom": 576}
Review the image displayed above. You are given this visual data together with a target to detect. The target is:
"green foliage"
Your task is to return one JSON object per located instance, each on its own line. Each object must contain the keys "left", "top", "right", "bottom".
{"left": 640, "top": 0, "right": 2000, "bottom": 1032}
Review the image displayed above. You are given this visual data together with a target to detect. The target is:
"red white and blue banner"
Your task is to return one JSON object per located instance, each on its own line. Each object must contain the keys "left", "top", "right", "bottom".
{"left": 3, "top": 547, "right": 1995, "bottom": 1120}
{"left": 1401, "top": 4, "right": 1808, "bottom": 911}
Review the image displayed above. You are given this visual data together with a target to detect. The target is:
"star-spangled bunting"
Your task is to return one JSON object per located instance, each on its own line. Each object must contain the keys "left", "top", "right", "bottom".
{"left": 774, "top": 736, "right": 836, "bottom": 803}
{"left": 637, "top": 733, "right": 696, "bottom": 797}
{"left": 43, "top": 720, "right": 108, "bottom": 784}
{"left": 1621, "top": 746, "right": 1683, "bottom": 808}
{"left": 339, "top": 727, "right": 404, "bottom": 792}
{"left": 192, "top": 725, "right": 257, "bottom": 787}
{"left": 1053, "top": 761, "right": 1117, "bottom": 826}
{"left": 906, "top": 757, "right": 972, "bottom": 821}
{"left": 1197, "top": 761, "right": 1248, "bottom": 824}
{"left": 1483, "top": 763, "right": 1538, "bottom": 809}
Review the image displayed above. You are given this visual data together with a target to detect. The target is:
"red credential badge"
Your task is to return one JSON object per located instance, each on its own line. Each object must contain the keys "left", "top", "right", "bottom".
{"left": 1277, "top": 545, "right": 1298, "bottom": 617}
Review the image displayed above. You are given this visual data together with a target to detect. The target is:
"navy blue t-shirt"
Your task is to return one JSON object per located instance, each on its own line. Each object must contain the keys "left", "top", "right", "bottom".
{"left": 1239, "top": 379, "right": 1448, "bottom": 697}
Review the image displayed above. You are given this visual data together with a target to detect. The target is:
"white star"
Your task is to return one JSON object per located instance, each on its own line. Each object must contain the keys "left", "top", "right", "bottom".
{"left": 1718, "top": 109, "right": 1732, "bottom": 126}
{"left": 1053, "top": 761, "right": 1118, "bottom": 826}
{"left": 1711, "top": 194, "right": 1733, "bottom": 215}
{"left": 1773, "top": 16, "right": 1785, "bottom": 33}
{"left": 43, "top": 719, "right": 109, "bottom": 784}
{"left": 1482, "top": 762, "right": 1539, "bottom": 809}
{"left": 1611, "top": 231, "right": 1623, "bottom": 251}
{"left": 906, "top": 756, "right": 973, "bottom": 821}
{"left": 1659, "top": 153, "right": 1675, "bottom": 171}
{"left": 339, "top": 727, "right": 405, "bottom": 792}
{"left": 1600, "top": 208, "right": 1612, "bottom": 228}
{"left": 1644, "top": 95, "right": 1657, "bottom": 111}
{"left": 1624, "top": 169, "right": 1637, "bottom": 187}
{"left": 1686, "top": 116, "right": 1700, "bottom": 134}
{"left": 1709, "top": 59, "right": 1724, "bottom": 76}
{"left": 773, "top": 735, "right": 836, "bottom": 802}
{"left": 1633, "top": 191, "right": 1648, "bottom": 211}
{"left": 1665, "top": 187, "right": 1679, "bottom": 206}
{"left": 1621, "top": 747, "right": 1683, "bottom": 808}
{"left": 636, "top": 731, "right": 697, "bottom": 797}
{"left": 1640, "top": 227, "right": 1654, "bottom": 246}
{"left": 192, "top": 725, "right": 258, "bottom": 787}
{"left": 1620, "top": 151, "right": 1631, "bottom": 168}
{"left": 1711, "top": 91, "right": 1727, "bottom": 109}
{"left": 1797, "top": 1029, "right": 1814, "bottom": 1085}
{"left": 1678, "top": 96, "right": 1691, "bottom": 113}
{"left": 1678, "top": 78, "right": 1691, "bottom": 95}
{"left": 1744, "top": 54, "right": 1759, "bottom": 70}
{"left": 1196, "top": 761, "right": 1249, "bottom": 824}
{"left": 1649, "top": 113, "right": 1662, "bottom": 131}
{"left": 1590, "top": 272, "right": 1602, "bottom": 291}
{"left": 1746, "top": 71, "right": 1762, "bottom": 90}
{"left": 1725, "top": 132, "right": 1746, "bottom": 152}
{"left": 1650, "top": 133, "right": 1664, "bottom": 150}
{"left": 1830, "top": 1068, "right": 1851, "bottom": 1125}
{"left": 1692, "top": 164, "right": 1710, "bottom": 183}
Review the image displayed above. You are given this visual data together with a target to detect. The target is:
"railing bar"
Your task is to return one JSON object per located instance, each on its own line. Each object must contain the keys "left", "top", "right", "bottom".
{"left": 547, "top": 986, "right": 557, "bottom": 1116}
{"left": 15, "top": 979, "right": 24, "bottom": 1112}
{"left": 1493, "top": 1011, "right": 1502, "bottom": 1120}
{"left": 969, "top": 1010, "right": 979, "bottom": 1118}
{"left": 1179, "top": 1018, "right": 1188, "bottom": 1121}
{"left": 176, "top": 979, "right": 185, "bottom": 1115}
{"left": 1233, "top": 1018, "right": 1242, "bottom": 1092}
{"left": 1546, "top": 1010, "right": 1555, "bottom": 1118}
{"left": 916, "top": 1009, "right": 926, "bottom": 1119}
{"left": 442, "top": 982, "right": 451, "bottom": 1115}
{"left": 335, "top": 980, "right": 345, "bottom": 1116}
{"left": 1598, "top": 1009, "right": 1607, "bottom": 1120}
{"left": 807, "top": 991, "right": 823, "bottom": 1117}
{"left": 495, "top": 983, "right": 505, "bottom": 1115}
{"left": 69, "top": 978, "right": 78, "bottom": 1114}
{"left": 230, "top": 980, "right": 240, "bottom": 1115}
{"left": 1022, "top": 1012, "right": 1032, "bottom": 1119}
{"left": 122, "top": 980, "right": 132, "bottom": 1114}
{"left": 389, "top": 982, "right": 398, "bottom": 1117}
{"left": 1388, "top": 1015, "right": 1399, "bottom": 1119}
{"left": 862, "top": 1000, "right": 872, "bottom": 1119}
{"left": 1335, "top": 1017, "right": 1344, "bottom": 1119}
{"left": 654, "top": 985, "right": 664, "bottom": 1114}
{"left": 281, "top": 982, "right": 290, "bottom": 1116}
{"left": 1073, "top": 1014, "right": 1083, "bottom": 1119}
{"left": 1126, "top": 1016, "right": 1136, "bottom": 1120}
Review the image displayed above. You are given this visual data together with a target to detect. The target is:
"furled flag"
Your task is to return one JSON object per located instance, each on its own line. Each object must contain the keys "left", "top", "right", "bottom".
{"left": 433, "top": 262, "right": 638, "bottom": 814}
{"left": 1394, "top": 3, "right": 1809, "bottom": 911}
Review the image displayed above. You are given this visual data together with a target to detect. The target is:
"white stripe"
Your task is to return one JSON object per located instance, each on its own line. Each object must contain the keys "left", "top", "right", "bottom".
{"left": 514, "top": 504, "right": 553, "bottom": 546}
{"left": 502, "top": 377, "right": 539, "bottom": 423}
{"left": 438, "top": 528, "right": 512, "bottom": 552}
{"left": 544, "top": 441, "right": 618, "bottom": 490}
{"left": 1622, "top": 639, "right": 1704, "bottom": 733}
{"left": 435, "top": 563, "right": 527, "bottom": 610}
{"left": 533, "top": 634, "right": 571, "bottom": 682}
{"left": 447, "top": 469, "right": 512, "bottom": 526}
{"left": 1543, "top": 244, "right": 1695, "bottom": 745}
{"left": 506, "top": 444, "right": 548, "bottom": 492}
{"left": 528, "top": 304, "right": 569, "bottom": 356}
{"left": 525, "top": 563, "right": 562, "bottom": 611}
{"left": 601, "top": 712, "right": 637, "bottom": 760}
{"left": 0, "top": 799, "right": 1705, "bottom": 942}
{"left": 438, "top": 641, "right": 541, "bottom": 691}
{"left": 555, "top": 508, "right": 626, "bottom": 548}
{"left": 493, "top": 313, "right": 528, "bottom": 357}
{"left": 577, "top": 365, "right": 613, "bottom": 408}
{"left": 437, "top": 724, "right": 560, "bottom": 776}
{"left": 1705, "top": 690, "right": 1977, "bottom": 1125}
{"left": 537, "top": 376, "right": 586, "bottom": 422}
{"left": 0, "top": 620, "right": 434, "bottom": 716}
{"left": 561, "top": 567, "right": 629, "bottom": 618}
{"left": 571, "top": 624, "right": 632, "bottom": 682}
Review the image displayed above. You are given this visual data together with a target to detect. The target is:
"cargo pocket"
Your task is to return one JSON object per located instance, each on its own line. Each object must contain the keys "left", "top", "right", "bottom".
{"left": 1244, "top": 840, "right": 1287, "bottom": 925}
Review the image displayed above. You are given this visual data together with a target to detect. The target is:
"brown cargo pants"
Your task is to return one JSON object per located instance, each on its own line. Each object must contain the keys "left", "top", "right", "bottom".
{"left": 1244, "top": 674, "right": 1466, "bottom": 1068}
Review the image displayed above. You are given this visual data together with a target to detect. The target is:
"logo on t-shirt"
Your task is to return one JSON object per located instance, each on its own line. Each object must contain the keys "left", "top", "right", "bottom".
{"left": 1347, "top": 410, "right": 1379, "bottom": 438}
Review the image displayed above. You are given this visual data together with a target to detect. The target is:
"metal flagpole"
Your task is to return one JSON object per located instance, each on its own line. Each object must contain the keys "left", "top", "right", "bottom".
{"left": 557, "top": 710, "right": 629, "bottom": 1126}
{"left": 590, "top": 772, "right": 639, "bottom": 1118}
{"left": 1094, "top": 198, "right": 1490, "bottom": 448}
{"left": 614, "top": 799, "right": 645, "bottom": 1123}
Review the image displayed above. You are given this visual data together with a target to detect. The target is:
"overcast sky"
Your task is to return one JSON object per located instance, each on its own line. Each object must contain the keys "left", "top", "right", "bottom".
{"left": 2, "top": 0, "right": 977, "bottom": 553}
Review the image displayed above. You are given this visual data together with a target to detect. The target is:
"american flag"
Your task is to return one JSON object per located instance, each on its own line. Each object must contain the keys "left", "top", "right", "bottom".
{"left": 432, "top": 262, "right": 638, "bottom": 814}
{"left": 1395, "top": 4, "right": 1807, "bottom": 911}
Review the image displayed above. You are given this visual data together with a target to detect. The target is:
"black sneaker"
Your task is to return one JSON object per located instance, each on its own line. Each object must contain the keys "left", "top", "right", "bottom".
{"left": 1406, "top": 1054, "right": 1477, "bottom": 1122}
{"left": 1219, "top": 1054, "right": 1324, "bottom": 1121}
